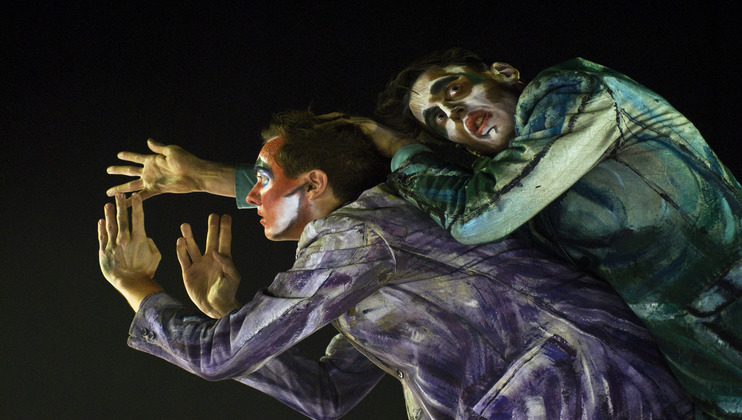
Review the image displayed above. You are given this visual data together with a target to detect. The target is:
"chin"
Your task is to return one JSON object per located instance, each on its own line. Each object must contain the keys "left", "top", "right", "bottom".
{"left": 264, "top": 230, "right": 300, "bottom": 242}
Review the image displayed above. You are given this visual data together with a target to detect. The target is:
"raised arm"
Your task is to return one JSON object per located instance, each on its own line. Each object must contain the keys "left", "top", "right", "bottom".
{"left": 177, "top": 213, "right": 241, "bottom": 318}
{"left": 127, "top": 215, "right": 395, "bottom": 380}
{"left": 106, "top": 139, "right": 237, "bottom": 201}
{"left": 98, "top": 193, "right": 165, "bottom": 311}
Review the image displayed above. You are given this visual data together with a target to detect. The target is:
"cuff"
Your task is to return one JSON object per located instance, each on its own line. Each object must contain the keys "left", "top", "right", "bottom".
{"left": 234, "top": 164, "right": 257, "bottom": 209}
{"left": 128, "top": 292, "right": 177, "bottom": 345}
{"left": 391, "top": 144, "right": 433, "bottom": 171}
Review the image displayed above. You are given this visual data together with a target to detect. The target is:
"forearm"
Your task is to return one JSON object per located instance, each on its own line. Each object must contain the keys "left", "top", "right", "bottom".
{"left": 195, "top": 160, "right": 236, "bottom": 198}
{"left": 235, "top": 335, "right": 384, "bottom": 419}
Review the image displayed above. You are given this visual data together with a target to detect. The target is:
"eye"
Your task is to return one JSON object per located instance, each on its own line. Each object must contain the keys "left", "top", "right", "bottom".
{"left": 446, "top": 84, "right": 462, "bottom": 99}
{"left": 435, "top": 110, "right": 447, "bottom": 125}
{"left": 255, "top": 172, "right": 270, "bottom": 187}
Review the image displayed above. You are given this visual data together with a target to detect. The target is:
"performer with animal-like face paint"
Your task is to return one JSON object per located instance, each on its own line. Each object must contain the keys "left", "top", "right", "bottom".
{"left": 375, "top": 47, "right": 742, "bottom": 418}
{"left": 408, "top": 65, "right": 521, "bottom": 155}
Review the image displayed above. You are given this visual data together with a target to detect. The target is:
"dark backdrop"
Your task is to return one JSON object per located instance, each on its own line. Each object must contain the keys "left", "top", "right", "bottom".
{"left": 2, "top": 3, "right": 740, "bottom": 419}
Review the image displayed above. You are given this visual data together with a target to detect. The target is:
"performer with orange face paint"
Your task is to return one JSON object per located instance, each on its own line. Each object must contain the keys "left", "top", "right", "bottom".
{"left": 248, "top": 137, "right": 317, "bottom": 241}
{"left": 101, "top": 111, "right": 693, "bottom": 418}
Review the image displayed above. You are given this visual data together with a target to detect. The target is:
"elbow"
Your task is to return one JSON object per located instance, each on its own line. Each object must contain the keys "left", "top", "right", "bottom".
{"left": 451, "top": 223, "right": 507, "bottom": 245}
{"left": 196, "top": 369, "right": 231, "bottom": 382}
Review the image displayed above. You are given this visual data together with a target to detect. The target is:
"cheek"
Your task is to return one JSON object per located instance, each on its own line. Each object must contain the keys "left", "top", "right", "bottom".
{"left": 468, "top": 85, "right": 495, "bottom": 107}
{"left": 271, "top": 194, "right": 300, "bottom": 228}
{"left": 444, "top": 120, "right": 469, "bottom": 143}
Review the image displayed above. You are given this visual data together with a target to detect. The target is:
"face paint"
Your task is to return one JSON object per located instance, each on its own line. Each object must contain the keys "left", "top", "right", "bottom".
{"left": 409, "top": 66, "right": 519, "bottom": 155}
{"left": 247, "top": 137, "right": 311, "bottom": 241}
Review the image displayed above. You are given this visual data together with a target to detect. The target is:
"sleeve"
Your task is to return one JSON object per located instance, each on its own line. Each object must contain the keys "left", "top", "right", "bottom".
{"left": 234, "top": 163, "right": 256, "bottom": 209}
{"left": 234, "top": 334, "right": 386, "bottom": 420}
{"left": 387, "top": 71, "right": 622, "bottom": 245}
{"left": 391, "top": 143, "right": 433, "bottom": 171}
{"left": 127, "top": 217, "right": 395, "bottom": 415}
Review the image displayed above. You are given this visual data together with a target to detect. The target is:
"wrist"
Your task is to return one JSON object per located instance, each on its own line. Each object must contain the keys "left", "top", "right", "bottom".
{"left": 213, "top": 301, "right": 240, "bottom": 318}
{"left": 210, "top": 296, "right": 240, "bottom": 318}
{"left": 114, "top": 276, "right": 164, "bottom": 312}
{"left": 196, "top": 160, "right": 236, "bottom": 197}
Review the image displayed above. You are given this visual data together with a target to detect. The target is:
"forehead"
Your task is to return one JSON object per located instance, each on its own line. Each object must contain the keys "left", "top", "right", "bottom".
{"left": 411, "top": 66, "right": 470, "bottom": 94}
{"left": 257, "top": 136, "right": 286, "bottom": 167}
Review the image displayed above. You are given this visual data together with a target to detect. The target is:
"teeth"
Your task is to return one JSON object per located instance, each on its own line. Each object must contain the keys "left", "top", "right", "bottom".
{"left": 476, "top": 117, "right": 484, "bottom": 126}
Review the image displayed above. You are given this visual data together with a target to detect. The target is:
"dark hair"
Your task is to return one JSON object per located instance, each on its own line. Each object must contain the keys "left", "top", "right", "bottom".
{"left": 261, "top": 110, "right": 390, "bottom": 204}
{"left": 375, "top": 48, "right": 489, "bottom": 138}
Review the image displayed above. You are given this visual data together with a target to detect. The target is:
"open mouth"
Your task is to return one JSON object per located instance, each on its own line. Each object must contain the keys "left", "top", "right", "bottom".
{"left": 465, "top": 110, "right": 492, "bottom": 136}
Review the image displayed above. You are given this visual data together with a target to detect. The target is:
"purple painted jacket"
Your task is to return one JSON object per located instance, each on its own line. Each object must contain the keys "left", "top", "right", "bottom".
{"left": 129, "top": 185, "right": 693, "bottom": 419}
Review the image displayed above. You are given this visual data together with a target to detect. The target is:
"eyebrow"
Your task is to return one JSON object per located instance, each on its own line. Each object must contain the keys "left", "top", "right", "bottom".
{"left": 253, "top": 158, "right": 273, "bottom": 177}
{"left": 429, "top": 75, "right": 459, "bottom": 95}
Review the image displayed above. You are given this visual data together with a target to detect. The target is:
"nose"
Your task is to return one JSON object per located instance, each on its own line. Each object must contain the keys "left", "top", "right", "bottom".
{"left": 450, "top": 105, "right": 467, "bottom": 122}
{"left": 246, "top": 183, "right": 261, "bottom": 206}
{"left": 441, "top": 104, "right": 466, "bottom": 122}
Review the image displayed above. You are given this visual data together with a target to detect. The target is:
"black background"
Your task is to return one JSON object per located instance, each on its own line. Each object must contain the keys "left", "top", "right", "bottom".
{"left": 2, "top": 3, "right": 740, "bottom": 419}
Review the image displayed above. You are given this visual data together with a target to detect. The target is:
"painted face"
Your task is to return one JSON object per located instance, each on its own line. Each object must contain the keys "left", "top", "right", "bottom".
{"left": 246, "top": 137, "right": 311, "bottom": 241}
{"left": 409, "top": 66, "right": 519, "bottom": 155}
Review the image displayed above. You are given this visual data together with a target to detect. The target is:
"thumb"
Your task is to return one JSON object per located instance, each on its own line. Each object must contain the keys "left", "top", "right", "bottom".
{"left": 147, "top": 138, "right": 165, "bottom": 154}
{"left": 213, "top": 252, "right": 240, "bottom": 279}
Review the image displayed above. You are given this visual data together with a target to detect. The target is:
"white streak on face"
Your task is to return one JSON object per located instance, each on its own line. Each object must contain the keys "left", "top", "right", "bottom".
{"left": 270, "top": 192, "right": 301, "bottom": 237}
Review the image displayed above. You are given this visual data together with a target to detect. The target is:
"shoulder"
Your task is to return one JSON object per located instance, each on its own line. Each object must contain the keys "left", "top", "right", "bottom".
{"left": 517, "top": 59, "right": 620, "bottom": 130}
{"left": 299, "top": 185, "right": 437, "bottom": 252}
{"left": 298, "top": 185, "right": 406, "bottom": 246}
{"left": 524, "top": 58, "right": 610, "bottom": 98}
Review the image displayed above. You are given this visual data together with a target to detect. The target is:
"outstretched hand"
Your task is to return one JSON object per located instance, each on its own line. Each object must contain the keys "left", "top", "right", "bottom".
{"left": 177, "top": 214, "right": 241, "bottom": 318}
{"left": 98, "top": 193, "right": 164, "bottom": 311}
{"left": 106, "top": 139, "right": 207, "bottom": 201}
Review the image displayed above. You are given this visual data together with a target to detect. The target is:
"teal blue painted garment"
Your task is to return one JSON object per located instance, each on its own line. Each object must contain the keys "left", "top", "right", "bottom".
{"left": 388, "top": 58, "right": 742, "bottom": 418}
{"left": 235, "top": 163, "right": 256, "bottom": 209}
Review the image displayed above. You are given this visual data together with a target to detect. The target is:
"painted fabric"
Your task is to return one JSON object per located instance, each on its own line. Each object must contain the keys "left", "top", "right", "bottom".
{"left": 387, "top": 58, "right": 742, "bottom": 418}
{"left": 129, "top": 184, "right": 692, "bottom": 419}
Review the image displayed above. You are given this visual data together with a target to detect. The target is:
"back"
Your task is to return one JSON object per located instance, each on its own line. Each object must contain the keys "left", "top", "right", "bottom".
{"left": 319, "top": 184, "right": 693, "bottom": 419}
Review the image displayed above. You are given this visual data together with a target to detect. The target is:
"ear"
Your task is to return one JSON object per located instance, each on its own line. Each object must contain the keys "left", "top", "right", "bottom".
{"left": 490, "top": 62, "right": 525, "bottom": 92}
{"left": 302, "top": 169, "right": 329, "bottom": 200}
{"left": 490, "top": 62, "right": 519, "bottom": 79}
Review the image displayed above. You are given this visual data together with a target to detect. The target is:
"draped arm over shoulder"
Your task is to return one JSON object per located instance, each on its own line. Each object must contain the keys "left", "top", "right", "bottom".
{"left": 387, "top": 71, "right": 622, "bottom": 245}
